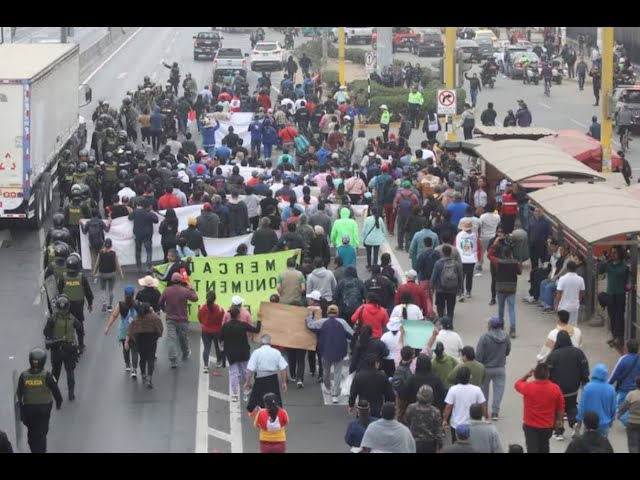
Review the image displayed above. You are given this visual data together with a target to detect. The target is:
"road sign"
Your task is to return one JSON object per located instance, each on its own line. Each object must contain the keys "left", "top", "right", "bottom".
{"left": 437, "top": 89, "right": 457, "bottom": 115}
{"left": 365, "top": 51, "right": 377, "bottom": 74}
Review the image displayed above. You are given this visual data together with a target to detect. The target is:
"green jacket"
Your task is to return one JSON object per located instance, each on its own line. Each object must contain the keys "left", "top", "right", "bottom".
{"left": 330, "top": 207, "right": 360, "bottom": 248}
{"left": 380, "top": 110, "right": 391, "bottom": 125}
{"left": 408, "top": 91, "right": 424, "bottom": 106}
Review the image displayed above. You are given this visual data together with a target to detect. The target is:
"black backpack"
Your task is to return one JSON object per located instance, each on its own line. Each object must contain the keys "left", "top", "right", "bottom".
{"left": 341, "top": 279, "right": 363, "bottom": 312}
{"left": 87, "top": 219, "right": 105, "bottom": 250}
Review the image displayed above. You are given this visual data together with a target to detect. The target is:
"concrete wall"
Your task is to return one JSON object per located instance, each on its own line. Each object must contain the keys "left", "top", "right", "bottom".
{"left": 79, "top": 27, "right": 138, "bottom": 75}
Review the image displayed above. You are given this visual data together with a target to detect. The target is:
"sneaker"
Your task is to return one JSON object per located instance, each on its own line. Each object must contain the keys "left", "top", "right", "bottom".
{"left": 69, "top": 391, "right": 76, "bottom": 402}
{"left": 509, "top": 328, "right": 517, "bottom": 339}
{"left": 331, "top": 396, "right": 339, "bottom": 404}
{"left": 554, "top": 434, "right": 564, "bottom": 441}
{"left": 107, "top": 305, "right": 113, "bottom": 312}
{"left": 465, "top": 292, "right": 471, "bottom": 299}
{"left": 297, "top": 381, "right": 304, "bottom": 389}
{"left": 131, "top": 369, "right": 137, "bottom": 379}
{"left": 125, "top": 365, "right": 131, "bottom": 372}
{"left": 182, "top": 351, "right": 191, "bottom": 361}
{"left": 101, "top": 304, "right": 107, "bottom": 312}
{"left": 542, "top": 307, "right": 554, "bottom": 314}
{"left": 231, "top": 394, "right": 239, "bottom": 402}
{"left": 322, "top": 385, "right": 331, "bottom": 395}
{"left": 458, "top": 296, "right": 465, "bottom": 303}
{"left": 146, "top": 378, "right": 153, "bottom": 390}
{"left": 170, "top": 363, "right": 178, "bottom": 369}
{"left": 203, "top": 366, "right": 209, "bottom": 374}
{"left": 491, "top": 413, "right": 499, "bottom": 421}
{"left": 216, "top": 361, "right": 224, "bottom": 368}
{"left": 317, "top": 376, "right": 323, "bottom": 384}
{"left": 309, "top": 371, "right": 316, "bottom": 378}
{"left": 475, "top": 265, "right": 483, "bottom": 272}
{"left": 488, "top": 299, "right": 496, "bottom": 306}
{"left": 523, "top": 295, "right": 536, "bottom": 303}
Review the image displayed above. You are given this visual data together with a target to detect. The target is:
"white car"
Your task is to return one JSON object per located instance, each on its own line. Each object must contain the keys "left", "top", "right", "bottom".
{"left": 251, "top": 41, "right": 287, "bottom": 71}
{"left": 330, "top": 27, "right": 374, "bottom": 44}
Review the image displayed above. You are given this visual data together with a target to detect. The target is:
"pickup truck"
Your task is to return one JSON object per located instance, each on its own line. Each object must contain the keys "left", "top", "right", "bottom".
{"left": 213, "top": 48, "right": 249, "bottom": 81}
{"left": 372, "top": 27, "right": 419, "bottom": 53}
{"left": 330, "top": 27, "right": 374, "bottom": 45}
{"left": 193, "top": 31, "right": 222, "bottom": 60}
{"left": 0, "top": 43, "right": 91, "bottom": 227}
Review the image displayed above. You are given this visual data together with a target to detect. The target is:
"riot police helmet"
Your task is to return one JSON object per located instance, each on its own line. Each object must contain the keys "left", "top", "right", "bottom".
{"left": 65, "top": 254, "right": 82, "bottom": 271}
{"left": 53, "top": 241, "right": 71, "bottom": 259}
{"left": 117, "top": 130, "right": 128, "bottom": 143}
{"left": 79, "top": 149, "right": 89, "bottom": 159}
{"left": 106, "top": 127, "right": 116, "bottom": 138}
{"left": 77, "top": 162, "right": 88, "bottom": 173}
{"left": 55, "top": 294, "right": 71, "bottom": 311}
{"left": 118, "top": 169, "right": 130, "bottom": 180}
{"left": 70, "top": 184, "right": 82, "bottom": 197}
{"left": 28, "top": 348, "right": 47, "bottom": 372}
{"left": 52, "top": 212, "right": 65, "bottom": 228}
{"left": 80, "top": 184, "right": 91, "bottom": 198}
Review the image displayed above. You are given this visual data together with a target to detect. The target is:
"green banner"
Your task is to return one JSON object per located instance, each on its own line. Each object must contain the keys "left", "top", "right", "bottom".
{"left": 401, "top": 320, "right": 435, "bottom": 349}
{"left": 158, "top": 250, "right": 299, "bottom": 322}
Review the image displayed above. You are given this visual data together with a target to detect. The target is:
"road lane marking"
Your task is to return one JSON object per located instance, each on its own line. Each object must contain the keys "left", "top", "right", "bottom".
{"left": 81, "top": 27, "right": 144, "bottom": 84}
{"left": 208, "top": 427, "right": 232, "bottom": 443}
{"left": 195, "top": 339, "right": 209, "bottom": 453}
{"left": 538, "top": 102, "right": 552, "bottom": 109}
{"left": 208, "top": 390, "right": 229, "bottom": 401}
{"left": 569, "top": 118, "right": 587, "bottom": 128}
{"left": 228, "top": 376, "right": 244, "bottom": 453}
{"left": 116, "top": 72, "right": 128, "bottom": 80}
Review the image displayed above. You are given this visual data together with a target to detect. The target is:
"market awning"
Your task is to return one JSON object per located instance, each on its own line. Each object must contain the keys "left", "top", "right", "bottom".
{"left": 469, "top": 139, "right": 606, "bottom": 184}
{"left": 473, "top": 126, "right": 556, "bottom": 139}
{"left": 528, "top": 183, "right": 640, "bottom": 244}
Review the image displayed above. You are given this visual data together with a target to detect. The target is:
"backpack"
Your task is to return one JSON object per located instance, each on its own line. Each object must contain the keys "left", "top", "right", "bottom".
{"left": 87, "top": 219, "right": 105, "bottom": 250}
{"left": 440, "top": 259, "right": 459, "bottom": 290}
{"left": 342, "top": 279, "right": 363, "bottom": 312}
{"left": 397, "top": 192, "right": 414, "bottom": 218}
{"left": 391, "top": 363, "right": 411, "bottom": 396}
{"left": 295, "top": 135, "right": 310, "bottom": 154}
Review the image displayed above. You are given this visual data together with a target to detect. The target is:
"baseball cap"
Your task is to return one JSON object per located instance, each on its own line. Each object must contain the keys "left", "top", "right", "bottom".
{"left": 170, "top": 272, "right": 183, "bottom": 283}
{"left": 203, "top": 202, "right": 212, "bottom": 211}
{"left": 489, "top": 316, "right": 503, "bottom": 328}
{"left": 455, "top": 424, "right": 471, "bottom": 439}
{"left": 306, "top": 290, "right": 322, "bottom": 302}
{"left": 406, "top": 269, "right": 418, "bottom": 279}
{"left": 327, "top": 304, "right": 340, "bottom": 315}
{"left": 232, "top": 295, "right": 244, "bottom": 306}
{"left": 381, "top": 164, "right": 389, "bottom": 172}
{"left": 342, "top": 235, "right": 350, "bottom": 245}
{"left": 402, "top": 180, "right": 412, "bottom": 188}
{"left": 379, "top": 104, "right": 388, "bottom": 110}
{"left": 387, "top": 318, "right": 401, "bottom": 332}
{"left": 124, "top": 285, "right": 135, "bottom": 296}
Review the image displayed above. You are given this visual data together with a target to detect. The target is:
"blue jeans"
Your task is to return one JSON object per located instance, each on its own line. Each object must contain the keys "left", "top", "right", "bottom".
{"left": 540, "top": 280, "right": 557, "bottom": 308}
{"left": 251, "top": 139, "right": 262, "bottom": 158}
{"left": 578, "top": 74, "right": 585, "bottom": 90}
{"left": 135, "top": 235, "right": 153, "bottom": 270}
{"left": 470, "top": 89, "right": 478, "bottom": 107}
{"left": 203, "top": 145, "right": 216, "bottom": 159}
{"left": 617, "top": 391, "right": 631, "bottom": 426}
{"left": 263, "top": 143, "right": 273, "bottom": 159}
{"left": 481, "top": 367, "right": 506, "bottom": 416}
{"left": 497, "top": 293, "right": 516, "bottom": 329}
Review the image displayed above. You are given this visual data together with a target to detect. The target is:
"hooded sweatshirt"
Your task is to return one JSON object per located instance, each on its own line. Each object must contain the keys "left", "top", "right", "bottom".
{"left": 476, "top": 328, "right": 511, "bottom": 368}
{"left": 306, "top": 267, "right": 337, "bottom": 301}
{"left": 352, "top": 303, "right": 389, "bottom": 339}
{"left": 576, "top": 363, "right": 617, "bottom": 431}
{"left": 545, "top": 330, "right": 590, "bottom": 396}
{"left": 330, "top": 207, "right": 360, "bottom": 248}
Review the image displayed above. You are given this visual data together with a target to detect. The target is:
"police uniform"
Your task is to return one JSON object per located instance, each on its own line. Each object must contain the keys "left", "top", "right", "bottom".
{"left": 58, "top": 272, "right": 94, "bottom": 349}
{"left": 64, "top": 200, "right": 90, "bottom": 252}
{"left": 102, "top": 161, "right": 118, "bottom": 207}
{"left": 44, "top": 311, "right": 82, "bottom": 400}
{"left": 16, "top": 365, "right": 62, "bottom": 453}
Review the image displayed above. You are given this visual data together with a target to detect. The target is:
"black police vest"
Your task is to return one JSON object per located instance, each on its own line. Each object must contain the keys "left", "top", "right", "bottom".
{"left": 21, "top": 370, "right": 51, "bottom": 405}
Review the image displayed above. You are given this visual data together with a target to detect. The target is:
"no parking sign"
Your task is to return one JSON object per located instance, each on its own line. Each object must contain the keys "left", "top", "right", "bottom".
{"left": 437, "top": 89, "right": 456, "bottom": 115}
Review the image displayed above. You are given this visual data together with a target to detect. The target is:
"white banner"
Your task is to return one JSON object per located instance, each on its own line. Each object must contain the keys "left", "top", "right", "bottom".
{"left": 213, "top": 112, "right": 253, "bottom": 148}
{"left": 80, "top": 204, "right": 253, "bottom": 270}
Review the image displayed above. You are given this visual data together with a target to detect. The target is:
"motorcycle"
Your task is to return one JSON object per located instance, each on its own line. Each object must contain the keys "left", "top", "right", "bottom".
{"left": 480, "top": 66, "right": 497, "bottom": 88}
{"left": 614, "top": 69, "right": 636, "bottom": 87}
{"left": 523, "top": 64, "right": 539, "bottom": 85}
{"left": 284, "top": 34, "right": 294, "bottom": 50}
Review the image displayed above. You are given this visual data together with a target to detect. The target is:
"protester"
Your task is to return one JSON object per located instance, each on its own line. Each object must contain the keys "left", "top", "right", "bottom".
{"left": 468, "top": 403, "right": 504, "bottom": 453}
{"left": 565, "top": 411, "right": 614, "bottom": 453}
{"left": 344, "top": 400, "right": 378, "bottom": 453}
{"left": 442, "top": 366, "right": 487, "bottom": 443}
{"left": 198, "top": 291, "right": 225, "bottom": 373}
{"left": 476, "top": 317, "right": 511, "bottom": 420}
{"left": 245, "top": 335, "right": 288, "bottom": 413}
{"left": 405, "top": 385, "right": 443, "bottom": 453}
{"left": 254, "top": 392, "right": 289, "bottom": 453}
{"left": 360, "top": 402, "right": 416, "bottom": 453}
{"left": 348, "top": 354, "right": 395, "bottom": 418}
{"left": 609, "top": 339, "right": 640, "bottom": 427}
{"left": 92, "top": 238, "right": 124, "bottom": 312}
{"left": 617, "top": 376, "right": 640, "bottom": 453}
{"left": 575, "top": 363, "right": 617, "bottom": 438}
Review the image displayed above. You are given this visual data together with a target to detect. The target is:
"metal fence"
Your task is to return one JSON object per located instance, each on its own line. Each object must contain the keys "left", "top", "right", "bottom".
{"left": 567, "top": 27, "right": 640, "bottom": 65}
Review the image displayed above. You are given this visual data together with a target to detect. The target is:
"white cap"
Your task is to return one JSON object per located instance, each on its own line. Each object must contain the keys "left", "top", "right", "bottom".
{"left": 387, "top": 318, "right": 402, "bottom": 332}
{"left": 380, "top": 104, "right": 388, "bottom": 110}
{"left": 306, "top": 290, "right": 322, "bottom": 302}
{"left": 406, "top": 269, "right": 418, "bottom": 279}
{"left": 231, "top": 295, "right": 244, "bottom": 306}
{"left": 340, "top": 85, "right": 346, "bottom": 90}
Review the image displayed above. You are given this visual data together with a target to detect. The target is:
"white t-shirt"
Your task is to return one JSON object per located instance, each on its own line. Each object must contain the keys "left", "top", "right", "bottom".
{"left": 421, "top": 149, "right": 436, "bottom": 163}
{"left": 455, "top": 230, "right": 479, "bottom": 264}
{"left": 445, "top": 384, "right": 486, "bottom": 428}
{"left": 389, "top": 304, "right": 424, "bottom": 321}
{"left": 380, "top": 331, "right": 402, "bottom": 360}
{"left": 473, "top": 189, "right": 488, "bottom": 208}
{"left": 557, "top": 272, "right": 585, "bottom": 311}
{"left": 436, "top": 330, "right": 464, "bottom": 362}
{"left": 479, "top": 212, "right": 501, "bottom": 241}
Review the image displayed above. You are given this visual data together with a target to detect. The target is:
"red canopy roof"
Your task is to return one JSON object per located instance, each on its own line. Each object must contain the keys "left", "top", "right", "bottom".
{"left": 538, "top": 130, "right": 622, "bottom": 172}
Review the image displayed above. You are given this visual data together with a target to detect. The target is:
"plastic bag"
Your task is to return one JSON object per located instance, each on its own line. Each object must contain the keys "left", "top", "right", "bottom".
{"left": 340, "top": 372, "right": 355, "bottom": 397}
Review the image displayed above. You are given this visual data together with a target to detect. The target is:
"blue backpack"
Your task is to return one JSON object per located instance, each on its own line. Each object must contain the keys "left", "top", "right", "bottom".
{"left": 295, "top": 135, "right": 310, "bottom": 154}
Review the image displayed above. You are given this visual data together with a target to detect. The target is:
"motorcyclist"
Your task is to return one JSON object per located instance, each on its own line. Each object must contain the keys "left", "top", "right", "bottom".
{"left": 617, "top": 105, "right": 633, "bottom": 146}
{"left": 541, "top": 62, "right": 553, "bottom": 92}
{"left": 284, "top": 31, "right": 294, "bottom": 49}
{"left": 258, "top": 72, "right": 272, "bottom": 90}
{"left": 480, "top": 59, "right": 497, "bottom": 85}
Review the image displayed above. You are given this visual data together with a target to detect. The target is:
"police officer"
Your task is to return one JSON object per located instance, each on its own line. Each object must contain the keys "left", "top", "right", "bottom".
{"left": 58, "top": 254, "right": 94, "bottom": 353}
{"left": 103, "top": 127, "right": 119, "bottom": 156}
{"left": 101, "top": 151, "right": 118, "bottom": 208}
{"left": 43, "top": 295, "right": 83, "bottom": 401}
{"left": 85, "top": 156, "right": 101, "bottom": 203}
{"left": 80, "top": 184, "right": 98, "bottom": 213}
{"left": 73, "top": 161, "right": 88, "bottom": 186}
{"left": 57, "top": 149, "right": 73, "bottom": 208}
{"left": 45, "top": 242, "right": 71, "bottom": 284}
{"left": 45, "top": 213, "right": 74, "bottom": 261}
{"left": 61, "top": 162, "right": 76, "bottom": 208}
{"left": 15, "top": 348, "right": 62, "bottom": 453}
{"left": 64, "top": 185, "right": 91, "bottom": 253}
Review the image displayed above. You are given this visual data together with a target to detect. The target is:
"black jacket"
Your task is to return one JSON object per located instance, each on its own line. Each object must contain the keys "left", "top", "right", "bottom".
{"left": 227, "top": 201, "right": 249, "bottom": 236}
{"left": 565, "top": 431, "right": 614, "bottom": 453}
{"left": 350, "top": 339, "right": 389, "bottom": 374}
{"left": 309, "top": 236, "right": 331, "bottom": 267}
{"left": 219, "top": 320, "right": 261, "bottom": 364}
{"left": 136, "top": 287, "right": 162, "bottom": 313}
{"left": 403, "top": 372, "right": 446, "bottom": 411}
{"left": 128, "top": 208, "right": 159, "bottom": 239}
{"left": 251, "top": 227, "right": 279, "bottom": 254}
{"left": 179, "top": 226, "right": 207, "bottom": 256}
{"left": 546, "top": 332, "right": 590, "bottom": 395}
{"left": 348, "top": 366, "right": 395, "bottom": 414}
{"left": 480, "top": 108, "right": 497, "bottom": 126}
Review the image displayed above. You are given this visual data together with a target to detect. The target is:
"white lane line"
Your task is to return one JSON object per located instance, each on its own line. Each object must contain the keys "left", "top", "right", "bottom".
{"left": 272, "top": 86, "right": 281, "bottom": 94}
{"left": 495, "top": 121, "right": 503, "bottom": 127}
{"left": 208, "top": 390, "right": 229, "bottom": 401}
{"left": 116, "top": 72, "right": 128, "bottom": 80}
{"left": 208, "top": 427, "right": 232, "bottom": 443}
{"left": 195, "top": 339, "right": 210, "bottom": 453}
{"left": 82, "top": 27, "right": 144, "bottom": 84}
{"left": 569, "top": 117, "right": 587, "bottom": 128}
{"left": 33, "top": 227, "right": 46, "bottom": 306}
{"left": 229, "top": 371, "right": 244, "bottom": 453}
{"left": 538, "top": 102, "right": 552, "bottom": 109}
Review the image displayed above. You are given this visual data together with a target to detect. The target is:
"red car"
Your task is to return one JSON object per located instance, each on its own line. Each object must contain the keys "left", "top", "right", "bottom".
{"left": 371, "top": 27, "right": 418, "bottom": 52}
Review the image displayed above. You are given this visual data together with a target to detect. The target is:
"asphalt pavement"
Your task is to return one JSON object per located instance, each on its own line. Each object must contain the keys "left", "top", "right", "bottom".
{"left": 0, "top": 27, "right": 634, "bottom": 453}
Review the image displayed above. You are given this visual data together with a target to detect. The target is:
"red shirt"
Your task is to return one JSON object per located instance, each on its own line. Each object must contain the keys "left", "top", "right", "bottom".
{"left": 257, "top": 94, "right": 271, "bottom": 111}
{"left": 394, "top": 281, "right": 428, "bottom": 314}
{"left": 198, "top": 303, "right": 225, "bottom": 334}
{"left": 247, "top": 177, "right": 261, "bottom": 187}
{"left": 352, "top": 304, "right": 389, "bottom": 339}
{"left": 158, "top": 193, "right": 182, "bottom": 210}
{"left": 278, "top": 126, "right": 298, "bottom": 143}
{"left": 218, "top": 92, "right": 231, "bottom": 102}
{"left": 501, "top": 192, "right": 518, "bottom": 215}
{"left": 306, "top": 101, "right": 317, "bottom": 115}
{"left": 327, "top": 131, "right": 344, "bottom": 150}
{"left": 515, "top": 379, "right": 565, "bottom": 429}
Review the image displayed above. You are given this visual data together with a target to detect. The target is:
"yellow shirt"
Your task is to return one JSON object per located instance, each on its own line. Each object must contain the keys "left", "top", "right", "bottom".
{"left": 254, "top": 408, "right": 289, "bottom": 442}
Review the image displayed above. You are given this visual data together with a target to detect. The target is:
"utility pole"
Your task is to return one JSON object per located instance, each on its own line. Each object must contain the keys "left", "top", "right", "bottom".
{"left": 376, "top": 27, "right": 393, "bottom": 76}
{"left": 601, "top": 27, "right": 614, "bottom": 173}
{"left": 321, "top": 28, "right": 328, "bottom": 63}
{"left": 338, "top": 27, "right": 345, "bottom": 85}
{"left": 444, "top": 27, "right": 457, "bottom": 141}
{"left": 61, "top": 27, "right": 68, "bottom": 44}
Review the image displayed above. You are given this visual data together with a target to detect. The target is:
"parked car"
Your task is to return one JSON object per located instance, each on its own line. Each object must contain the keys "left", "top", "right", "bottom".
{"left": 250, "top": 41, "right": 287, "bottom": 72}
{"left": 193, "top": 31, "right": 222, "bottom": 60}
{"left": 372, "top": 27, "right": 418, "bottom": 52}
{"left": 474, "top": 29, "right": 498, "bottom": 43}
{"left": 413, "top": 29, "right": 444, "bottom": 57}
{"left": 456, "top": 39, "right": 481, "bottom": 63}
{"left": 330, "top": 27, "right": 374, "bottom": 44}
{"left": 492, "top": 42, "right": 531, "bottom": 66}
{"left": 476, "top": 38, "right": 494, "bottom": 59}
{"left": 612, "top": 85, "right": 640, "bottom": 132}
{"left": 213, "top": 48, "right": 248, "bottom": 81}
